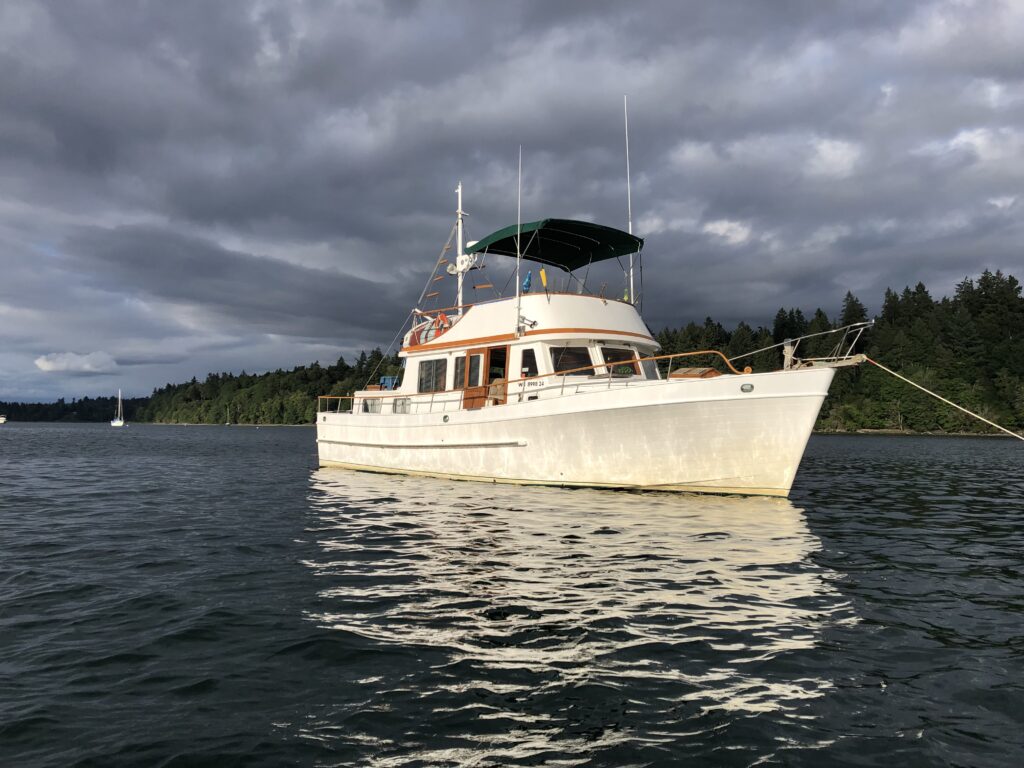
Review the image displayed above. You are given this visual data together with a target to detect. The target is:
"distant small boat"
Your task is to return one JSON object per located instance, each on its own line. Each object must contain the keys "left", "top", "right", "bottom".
{"left": 0, "top": 415, "right": 7, "bottom": 424}
{"left": 110, "top": 389, "right": 126, "bottom": 428}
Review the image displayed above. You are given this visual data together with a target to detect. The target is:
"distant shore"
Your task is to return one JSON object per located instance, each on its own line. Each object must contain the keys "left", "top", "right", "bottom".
{"left": 815, "top": 428, "right": 1015, "bottom": 438}
{"left": 0, "top": 420, "right": 314, "bottom": 427}
{"left": 4, "top": 420, "right": 1013, "bottom": 437}
{"left": 159, "top": 422, "right": 314, "bottom": 427}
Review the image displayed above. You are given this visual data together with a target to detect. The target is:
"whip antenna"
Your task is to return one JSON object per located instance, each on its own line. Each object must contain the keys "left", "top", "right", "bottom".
{"left": 515, "top": 145, "right": 523, "bottom": 336}
{"left": 624, "top": 95, "right": 635, "bottom": 304}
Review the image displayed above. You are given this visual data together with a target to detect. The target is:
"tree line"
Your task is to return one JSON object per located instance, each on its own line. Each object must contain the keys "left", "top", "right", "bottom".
{"left": 654, "top": 269, "right": 1023, "bottom": 433}
{"left": 0, "top": 395, "right": 149, "bottom": 423}
{"left": 133, "top": 351, "right": 403, "bottom": 425}
{"left": 5, "top": 269, "right": 1022, "bottom": 434}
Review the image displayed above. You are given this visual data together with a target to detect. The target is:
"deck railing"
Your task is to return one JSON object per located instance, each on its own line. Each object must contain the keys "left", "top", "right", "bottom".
{"left": 318, "top": 348, "right": 746, "bottom": 415}
{"left": 318, "top": 322, "right": 874, "bottom": 416}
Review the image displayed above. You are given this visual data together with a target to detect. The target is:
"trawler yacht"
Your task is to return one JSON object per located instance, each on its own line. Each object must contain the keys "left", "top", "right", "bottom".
{"left": 317, "top": 185, "right": 866, "bottom": 497}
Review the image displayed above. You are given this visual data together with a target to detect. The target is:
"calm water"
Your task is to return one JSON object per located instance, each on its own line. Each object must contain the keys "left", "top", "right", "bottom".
{"left": 1, "top": 423, "right": 1022, "bottom": 767}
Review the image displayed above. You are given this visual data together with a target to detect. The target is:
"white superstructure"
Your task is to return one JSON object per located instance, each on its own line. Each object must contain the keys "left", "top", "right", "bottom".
{"left": 317, "top": 187, "right": 865, "bottom": 497}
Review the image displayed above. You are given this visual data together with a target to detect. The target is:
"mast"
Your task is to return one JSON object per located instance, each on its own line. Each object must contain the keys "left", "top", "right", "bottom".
{"left": 624, "top": 95, "right": 634, "bottom": 304}
{"left": 455, "top": 182, "right": 465, "bottom": 312}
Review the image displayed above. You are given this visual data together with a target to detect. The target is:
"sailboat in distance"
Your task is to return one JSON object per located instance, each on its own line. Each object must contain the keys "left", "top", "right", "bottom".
{"left": 110, "top": 389, "right": 126, "bottom": 428}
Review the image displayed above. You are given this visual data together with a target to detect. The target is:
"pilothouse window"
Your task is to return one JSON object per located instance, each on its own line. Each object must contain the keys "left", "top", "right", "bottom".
{"left": 601, "top": 347, "right": 640, "bottom": 376}
{"left": 520, "top": 349, "right": 538, "bottom": 378}
{"left": 417, "top": 359, "right": 448, "bottom": 393}
{"left": 550, "top": 346, "right": 594, "bottom": 376}
{"left": 641, "top": 358, "right": 659, "bottom": 380}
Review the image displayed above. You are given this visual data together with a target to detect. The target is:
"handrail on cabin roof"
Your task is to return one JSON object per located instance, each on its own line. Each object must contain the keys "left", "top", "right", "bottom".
{"left": 413, "top": 291, "right": 636, "bottom": 319}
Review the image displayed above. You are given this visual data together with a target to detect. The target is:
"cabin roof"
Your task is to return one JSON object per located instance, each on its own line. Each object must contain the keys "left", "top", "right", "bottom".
{"left": 466, "top": 218, "right": 643, "bottom": 272}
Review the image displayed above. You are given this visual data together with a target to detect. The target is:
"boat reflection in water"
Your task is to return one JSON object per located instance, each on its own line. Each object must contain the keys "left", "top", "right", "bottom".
{"left": 303, "top": 469, "right": 853, "bottom": 759}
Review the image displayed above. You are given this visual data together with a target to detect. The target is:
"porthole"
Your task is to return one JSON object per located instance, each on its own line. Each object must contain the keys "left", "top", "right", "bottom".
{"left": 443, "top": 415, "right": 450, "bottom": 423}
{"left": 741, "top": 383, "right": 754, "bottom": 393}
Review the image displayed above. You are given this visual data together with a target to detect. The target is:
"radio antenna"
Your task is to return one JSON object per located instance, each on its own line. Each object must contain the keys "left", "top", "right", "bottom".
{"left": 624, "top": 95, "right": 635, "bottom": 304}
{"left": 515, "top": 145, "right": 523, "bottom": 335}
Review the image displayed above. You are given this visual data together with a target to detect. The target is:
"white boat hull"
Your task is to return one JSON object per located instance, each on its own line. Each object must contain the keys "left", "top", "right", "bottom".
{"left": 317, "top": 367, "right": 835, "bottom": 497}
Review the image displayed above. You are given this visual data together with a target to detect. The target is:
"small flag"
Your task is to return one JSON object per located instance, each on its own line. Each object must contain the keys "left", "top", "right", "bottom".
{"left": 539, "top": 268, "right": 547, "bottom": 289}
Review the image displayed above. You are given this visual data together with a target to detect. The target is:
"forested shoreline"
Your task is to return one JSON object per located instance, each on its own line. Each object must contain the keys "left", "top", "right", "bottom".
{"left": 5, "top": 270, "right": 1022, "bottom": 435}
{"left": 0, "top": 395, "right": 150, "bottom": 423}
{"left": 655, "top": 270, "right": 1024, "bottom": 434}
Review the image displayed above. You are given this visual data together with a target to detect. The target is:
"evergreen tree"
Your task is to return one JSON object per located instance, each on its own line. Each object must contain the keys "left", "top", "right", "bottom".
{"left": 840, "top": 291, "right": 868, "bottom": 327}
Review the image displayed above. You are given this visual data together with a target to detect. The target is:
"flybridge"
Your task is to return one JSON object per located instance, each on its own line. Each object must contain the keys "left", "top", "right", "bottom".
{"left": 466, "top": 218, "right": 644, "bottom": 273}
{"left": 443, "top": 184, "right": 644, "bottom": 314}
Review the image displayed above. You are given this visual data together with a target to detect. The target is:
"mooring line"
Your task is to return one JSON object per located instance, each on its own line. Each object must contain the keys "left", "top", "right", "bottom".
{"left": 866, "top": 357, "right": 1024, "bottom": 441}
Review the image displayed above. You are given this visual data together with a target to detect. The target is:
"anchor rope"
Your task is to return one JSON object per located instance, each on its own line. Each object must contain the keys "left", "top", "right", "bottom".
{"left": 866, "top": 357, "right": 1024, "bottom": 442}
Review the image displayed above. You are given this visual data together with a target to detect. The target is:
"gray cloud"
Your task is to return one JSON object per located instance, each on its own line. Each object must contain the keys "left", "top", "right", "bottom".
{"left": 34, "top": 351, "right": 117, "bottom": 375}
{"left": 64, "top": 224, "right": 408, "bottom": 337}
{"left": 1, "top": 0, "right": 1022, "bottom": 399}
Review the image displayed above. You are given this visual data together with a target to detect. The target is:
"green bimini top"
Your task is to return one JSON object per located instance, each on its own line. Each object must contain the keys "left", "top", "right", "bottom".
{"left": 465, "top": 218, "right": 643, "bottom": 272}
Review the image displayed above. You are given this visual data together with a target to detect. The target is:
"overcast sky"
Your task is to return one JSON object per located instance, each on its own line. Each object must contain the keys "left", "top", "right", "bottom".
{"left": 2, "top": 0, "right": 1022, "bottom": 400}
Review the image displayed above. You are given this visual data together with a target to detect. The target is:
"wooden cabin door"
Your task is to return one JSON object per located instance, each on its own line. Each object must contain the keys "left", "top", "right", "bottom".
{"left": 461, "top": 348, "right": 487, "bottom": 410}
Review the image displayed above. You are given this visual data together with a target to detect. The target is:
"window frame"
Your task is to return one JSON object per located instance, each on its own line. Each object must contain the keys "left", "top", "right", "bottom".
{"left": 416, "top": 358, "right": 448, "bottom": 394}
{"left": 467, "top": 353, "right": 482, "bottom": 388}
{"left": 641, "top": 357, "right": 660, "bottom": 380}
{"left": 600, "top": 346, "right": 641, "bottom": 376}
{"left": 519, "top": 348, "right": 538, "bottom": 378}
{"left": 550, "top": 345, "right": 595, "bottom": 376}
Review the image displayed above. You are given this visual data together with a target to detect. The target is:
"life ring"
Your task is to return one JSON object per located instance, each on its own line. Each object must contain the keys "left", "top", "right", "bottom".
{"left": 436, "top": 312, "right": 450, "bottom": 331}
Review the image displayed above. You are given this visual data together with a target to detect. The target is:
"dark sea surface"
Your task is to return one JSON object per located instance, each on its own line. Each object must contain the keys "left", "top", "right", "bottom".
{"left": 1, "top": 422, "right": 1022, "bottom": 767}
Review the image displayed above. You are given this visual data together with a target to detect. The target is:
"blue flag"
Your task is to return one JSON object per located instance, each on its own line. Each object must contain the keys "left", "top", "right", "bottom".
{"left": 521, "top": 270, "right": 532, "bottom": 294}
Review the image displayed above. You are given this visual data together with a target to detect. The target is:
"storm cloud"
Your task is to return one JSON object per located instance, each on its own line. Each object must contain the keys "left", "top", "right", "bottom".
{"left": 1, "top": 0, "right": 1021, "bottom": 399}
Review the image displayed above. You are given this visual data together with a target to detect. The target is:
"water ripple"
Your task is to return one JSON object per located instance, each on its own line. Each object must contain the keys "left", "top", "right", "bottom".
{"left": 2, "top": 425, "right": 1022, "bottom": 766}
{"left": 299, "top": 470, "right": 851, "bottom": 764}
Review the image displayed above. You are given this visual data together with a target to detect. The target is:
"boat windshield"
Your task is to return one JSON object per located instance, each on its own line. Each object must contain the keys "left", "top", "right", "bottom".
{"left": 601, "top": 347, "right": 640, "bottom": 376}
{"left": 551, "top": 346, "right": 595, "bottom": 376}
